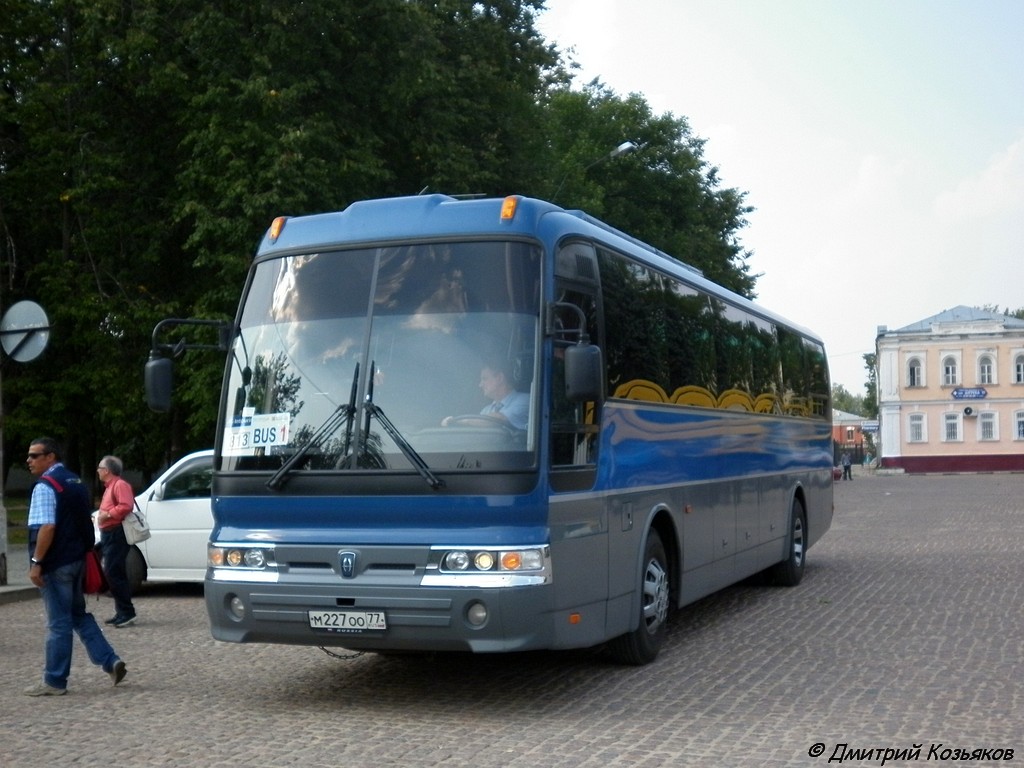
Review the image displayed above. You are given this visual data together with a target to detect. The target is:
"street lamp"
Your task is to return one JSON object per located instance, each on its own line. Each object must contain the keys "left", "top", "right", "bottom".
{"left": 552, "top": 140, "right": 639, "bottom": 203}
{"left": 589, "top": 140, "right": 639, "bottom": 169}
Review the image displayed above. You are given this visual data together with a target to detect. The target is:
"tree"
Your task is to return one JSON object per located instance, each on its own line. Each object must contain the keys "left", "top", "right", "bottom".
{"left": 0, "top": 0, "right": 759, "bottom": 480}
{"left": 979, "top": 304, "right": 1024, "bottom": 320}
{"left": 1, "top": 0, "right": 190, "bottom": 479}
{"left": 832, "top": 384, "right": 865, "bottom": 416}
{"left": 862, "top": 353, "right": 877, "bottom": 418}
{"left": 0, "top": 0, "right": 562, "bottom": 476}
{"left": 537, "top": 82, "right": 756, "bottom": 297}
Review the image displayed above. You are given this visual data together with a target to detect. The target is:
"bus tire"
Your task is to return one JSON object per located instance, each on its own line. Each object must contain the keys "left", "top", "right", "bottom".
{"left": 607, "top": 528, "right": 670, "bottom": 665}
{"left": 126, "top": 546, "right": 147, "bottom": 595}
{"left": 767, "top": 498, "right": 807, "bottom": 587}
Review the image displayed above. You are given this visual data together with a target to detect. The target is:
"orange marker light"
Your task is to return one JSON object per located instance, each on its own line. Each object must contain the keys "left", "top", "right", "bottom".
{"left": 269, "top": 216, "right": 288, "bottom": 242}
{"left": 569, "top": 613, "right": 581, "bottom": 625}
{"left": 501, "top": 551, "right": 523, "bottom": 570}
{"left": 500, "top": 196, "right": 518, "bottom": 221}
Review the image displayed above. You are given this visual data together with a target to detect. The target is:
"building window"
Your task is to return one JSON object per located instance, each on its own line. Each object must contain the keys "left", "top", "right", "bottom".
{"left": 908, "top": 413, "right": 925, "bottom": 442}
{"left": 979, "top": 412, "right": 997, "bottom": 441}
{"left": 942, "top": 357, "right": 959, "bottom": 386}
{"left": 944, "top": 412, "right": 960, "bottom": 442}
{"left": 1016, "top": 411, "right": 1024, "bottom": 440}
{"left": 978, "top": 355, "right": 994, "bottom": 385}
{"left": 1015, "top": 354, "right": 1024, "bottom": 384}
{"left": 907, "top": 358, "right": 922, "bottom": 387}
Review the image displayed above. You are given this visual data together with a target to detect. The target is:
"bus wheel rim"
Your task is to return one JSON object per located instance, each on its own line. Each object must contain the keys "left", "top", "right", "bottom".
{"left": 642, "top": 558, "right": 669, "bottom": 631}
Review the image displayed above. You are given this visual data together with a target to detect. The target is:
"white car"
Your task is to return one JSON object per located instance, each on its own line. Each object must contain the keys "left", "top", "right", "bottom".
{"left": 122, "top": 450, "right": 214, "bottom": 593}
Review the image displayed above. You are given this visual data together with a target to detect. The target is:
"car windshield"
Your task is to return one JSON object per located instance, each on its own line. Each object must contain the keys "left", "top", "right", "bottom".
{"left": 220, "top": 240, "right": 542, "bottom": 474}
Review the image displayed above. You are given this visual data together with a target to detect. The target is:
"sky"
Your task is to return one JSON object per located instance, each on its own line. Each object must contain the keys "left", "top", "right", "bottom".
{"left": 536, "top": 0, "right": 1024, "bottom": 394}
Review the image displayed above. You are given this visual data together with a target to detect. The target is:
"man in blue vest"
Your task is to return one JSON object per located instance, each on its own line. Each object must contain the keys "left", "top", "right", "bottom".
{"left": 24, "top": 437, "right": 127, "bottom": 695}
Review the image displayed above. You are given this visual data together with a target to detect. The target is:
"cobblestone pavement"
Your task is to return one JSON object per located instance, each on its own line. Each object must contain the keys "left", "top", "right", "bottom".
{"left": 1, "top": 473, "right": 1022, "bottom": 767}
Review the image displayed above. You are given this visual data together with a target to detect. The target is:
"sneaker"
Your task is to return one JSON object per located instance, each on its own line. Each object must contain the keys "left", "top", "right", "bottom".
{"left": 109, "top": 659, "right": 127, "bottom": 686}
{"left": 104, "top": 615, "right": 121, "bottom": 625}
{"left": 112, "top": 615, "right": 136, "bottom": 628}
{"left": 24, "top": 681, "right": 67, "bottom": 697}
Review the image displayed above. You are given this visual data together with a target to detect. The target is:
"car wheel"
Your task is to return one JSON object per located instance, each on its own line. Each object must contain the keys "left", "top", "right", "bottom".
{"left": 126, "top": 546, "right": 147, "bottom": 595}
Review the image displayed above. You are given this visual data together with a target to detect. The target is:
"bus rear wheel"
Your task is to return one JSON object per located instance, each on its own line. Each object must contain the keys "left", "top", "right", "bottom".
{"left": 607, "top": 528, "right": 670, "bottom": 665}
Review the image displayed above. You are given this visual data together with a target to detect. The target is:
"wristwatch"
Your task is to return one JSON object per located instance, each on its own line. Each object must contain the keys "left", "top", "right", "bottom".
{"left": 30, "top": 558, "right": 42, "bottom": 566}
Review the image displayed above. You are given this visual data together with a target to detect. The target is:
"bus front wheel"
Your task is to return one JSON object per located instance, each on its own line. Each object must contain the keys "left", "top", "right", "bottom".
{"left": 767, "top": 498, "right": 807, "bottom": 587}
{"left": 607, "top": 528, "right": 670, "bottom": 665}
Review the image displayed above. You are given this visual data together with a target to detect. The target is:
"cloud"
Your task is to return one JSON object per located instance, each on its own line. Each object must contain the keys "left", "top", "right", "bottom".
{"left": 934, "top": 134, "right": 1024, "bottom": 220}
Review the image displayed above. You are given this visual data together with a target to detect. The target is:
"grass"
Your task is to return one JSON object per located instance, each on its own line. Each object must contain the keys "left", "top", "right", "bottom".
{"left": 4, "top": 497, "right": 28, "bottom": 546}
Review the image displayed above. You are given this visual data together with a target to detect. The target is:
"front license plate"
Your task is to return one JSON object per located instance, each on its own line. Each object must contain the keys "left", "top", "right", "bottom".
{"left": 308, "top": 609, "right": 387, "bottom": 633}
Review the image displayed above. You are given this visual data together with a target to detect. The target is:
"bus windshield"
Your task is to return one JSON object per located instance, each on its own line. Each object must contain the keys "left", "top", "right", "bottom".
{"left": 220, "top": 240, "right": 542, "bottom": 474}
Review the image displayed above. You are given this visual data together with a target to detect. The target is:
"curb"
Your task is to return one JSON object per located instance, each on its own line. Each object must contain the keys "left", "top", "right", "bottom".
{"left": 0, "top": 586, "right": 38, "bottom": 606}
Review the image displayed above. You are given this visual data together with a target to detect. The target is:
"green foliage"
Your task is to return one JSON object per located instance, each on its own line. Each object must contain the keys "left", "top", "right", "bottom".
{"left": 832, "top": 383, "right": 865, "bottom": 417}
{"left": 1, "top": 0, "right": 759, "bottom": 479}
{"left": 978, "top": 304, "right": 1024, "bottom": 320}
{"left": 539, "top": 83, "right": 756, "bottom": 297}
{"left": 861, "top": 353, "right": 878, "bottom": 418}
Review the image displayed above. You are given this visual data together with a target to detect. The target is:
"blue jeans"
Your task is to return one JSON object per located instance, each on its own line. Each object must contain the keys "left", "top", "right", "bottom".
{"left": 100, "top": 524, "right": 135, "bottom": 618}
{"left": 39, "top": 559, "right": 120, "bottom": 689}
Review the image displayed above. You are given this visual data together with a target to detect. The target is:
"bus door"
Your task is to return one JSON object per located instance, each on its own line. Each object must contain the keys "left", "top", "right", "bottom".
{"left": 549, "top": 241, "right": 602, "bottom": 491}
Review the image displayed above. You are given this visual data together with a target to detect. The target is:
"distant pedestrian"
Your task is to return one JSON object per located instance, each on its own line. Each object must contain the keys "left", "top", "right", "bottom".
{"left": 24, "top": 437, "right": 126, "bottom": 696}
{"left": 841, "top": 452, "right": 853, "bottom": 481}
{"left": 96, "top": 455, "right": 137, "bottom": 628}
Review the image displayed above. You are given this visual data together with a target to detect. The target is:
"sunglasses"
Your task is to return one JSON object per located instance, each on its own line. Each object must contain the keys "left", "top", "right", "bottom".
{"left": 27, "top": 452, "right": 49, "bottom": 459}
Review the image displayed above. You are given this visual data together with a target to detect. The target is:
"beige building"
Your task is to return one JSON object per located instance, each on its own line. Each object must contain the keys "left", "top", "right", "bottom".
{"left": 876, "top": 306, "right": 1024, "bottom": 473}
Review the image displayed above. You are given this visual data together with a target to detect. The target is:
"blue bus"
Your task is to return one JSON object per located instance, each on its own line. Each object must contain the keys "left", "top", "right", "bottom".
{"left": 151, "top": 194, "right": 833, "bottom": 665}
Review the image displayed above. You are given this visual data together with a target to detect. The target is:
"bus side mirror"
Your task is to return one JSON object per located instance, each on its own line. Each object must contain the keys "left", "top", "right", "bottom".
{"left": 564, "top": 343, "right": 604, "bottom": 402}
{"left": 145, "top": 354, "right": 173, "bottom": 412}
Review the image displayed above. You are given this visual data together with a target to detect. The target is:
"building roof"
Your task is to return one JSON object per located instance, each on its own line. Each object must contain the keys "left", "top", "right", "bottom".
{"left": 891, "top": 305, "right": 1024, "bottom": 334}
{"left": 832, "top": 409, "right": 865, "bottom": 424}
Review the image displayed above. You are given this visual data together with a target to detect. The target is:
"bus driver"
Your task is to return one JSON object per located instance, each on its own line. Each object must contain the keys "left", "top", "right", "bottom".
{"left": 443, "top": 361, "right": 529, "bottom": 430}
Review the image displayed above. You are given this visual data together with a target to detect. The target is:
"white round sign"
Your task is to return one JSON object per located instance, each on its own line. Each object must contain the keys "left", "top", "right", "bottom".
{"left": 0, "top": 300, "right": 50, "bottom": 362}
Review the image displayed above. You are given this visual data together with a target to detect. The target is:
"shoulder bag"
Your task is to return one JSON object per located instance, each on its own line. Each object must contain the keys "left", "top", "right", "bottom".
{"left": 84, "top": 547, "right": 108, "bottom": 595}
{"left": 122, "top": 500, "right": 152, "bottom": 545}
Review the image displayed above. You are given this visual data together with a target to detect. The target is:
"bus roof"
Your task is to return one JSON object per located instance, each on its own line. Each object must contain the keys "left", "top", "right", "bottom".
{"left": 256, "top": 194, "right": 823, "bottom": 345}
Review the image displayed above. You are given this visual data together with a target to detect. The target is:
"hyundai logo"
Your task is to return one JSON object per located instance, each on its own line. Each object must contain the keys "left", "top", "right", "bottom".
{"left": 339, "top": 551, "right": 357, "bottom": 579}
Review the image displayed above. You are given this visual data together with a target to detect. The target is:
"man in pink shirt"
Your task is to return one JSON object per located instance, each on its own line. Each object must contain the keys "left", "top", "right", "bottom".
{"left": 96, "top": 455, "right": 137, "bottom": 627}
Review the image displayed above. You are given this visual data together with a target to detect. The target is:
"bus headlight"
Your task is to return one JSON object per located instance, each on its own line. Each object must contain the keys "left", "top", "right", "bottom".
{"left": 435, "top": 547, "right": 546, "bottom": 573}
{"left": 426, "top": 545, "right": 551, "bottom": 586}
{"left": 473, "top": 551, "right": 495, "bottom": 571}
{"left": 243, "top": 549, "right": 267, "bottom": 568}
{"left": 444, "top": 551, "right": 470, "bottom": 571}
{"left": 502, "top": 549, "right": 543, "bottom": 571}
{"left": 209, "top": 544, "right": 275, "bottom": 571}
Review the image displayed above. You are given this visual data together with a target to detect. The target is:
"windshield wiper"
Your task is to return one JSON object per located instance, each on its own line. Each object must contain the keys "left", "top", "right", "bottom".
{"left": 364, "top": 360, "right": 445, "bottom": 490}
{"left": 266, "top": 364, "right": 359, "bottom": 491}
